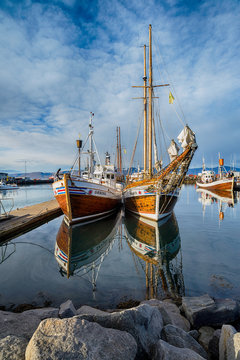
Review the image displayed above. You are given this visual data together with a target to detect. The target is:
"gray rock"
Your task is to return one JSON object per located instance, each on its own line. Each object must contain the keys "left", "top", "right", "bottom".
{"left": 182, "top": 294, "right": 239, "bottom": 328}
{"left": 219, "top": 324, "right": 240, "bottom": 360}
{"left": 198, "top": 326, "right": 215, "bottom": 351}
{"left": 59, "top": 299, "right": 77, "bottom": 318}
{"left": 188, "top": 330, "right": 200, "bottom": 340}
{"left": 141, "top": 298, "right": 190, "bottom": 331}
{"left": 152, "top": 339, "right": 206, "bottom": 360}
{"left": 23, "top": 307, "right": 59, "bottom": 320}
{"left": 0, "top": 310, "right": 42, "bottom": 340}
{"left": 208, "top": 329, "right": 221, "bottom": 360}
{"left": 161, "top": 324, "right": 207, "bottom": 358}
{"left": 0, "top": 335, "right": 28, "bottom": 360}
{"left": 77, "top": 303, "right": 163, "bottom": 358}
{"left": 25, "top": 317, "right": 137, "bottom": 360}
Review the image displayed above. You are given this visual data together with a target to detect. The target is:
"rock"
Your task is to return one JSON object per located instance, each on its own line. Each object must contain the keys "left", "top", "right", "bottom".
{"left": 0, "top": 335, "right": 28, "bottom": 360}
{"left": 141, "top": 298, "right": 190, "bottom": 331}
{"left": 25, "top": 317, "right": 137, "bottom": 360}
{"left": 198, "top": 326, "right": 215, "bottom": 351}
{"left": 219, "top": 324, "right": 240, "bottom": 360}
{"left": 161, "top": 324, "right": 207, "bottom": 359}
{"left": 182, "top": 294, "right": 239, "bottom": 328}
{"left": 188, "top": 330, "right": 200, "bottom": 340}
{"left": 208, "top": 329, "right": 221, "bottom": 360}
{"left": 23, "top": 307, "right": 59, "bottom": 320}
{"left": 0, "top": 310, "right": 42, "bottom": 340}
{"left": 77, "top": 303, "right": 163, "bottom": 358}
{"left": 59, "top": 299, "right": 77, "bottom": 318}
{"left": 152, "top": 339, "right": 206, "bottom": 360}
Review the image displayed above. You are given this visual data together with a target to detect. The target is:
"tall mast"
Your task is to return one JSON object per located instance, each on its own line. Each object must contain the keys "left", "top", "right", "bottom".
{"left": 148, "top": 24, "right": 153, "bottom": 176}
{"left": 143, "top": 44, "right": 148, "bottom": 177}
{"left": 119, "top": 127, "right": 122, "bottom": 172}
{"left": 89, "top": 112, "right": 94, "bottom": 177}
{"left": 116, "top": 127, "right": 119, "bottom": 171}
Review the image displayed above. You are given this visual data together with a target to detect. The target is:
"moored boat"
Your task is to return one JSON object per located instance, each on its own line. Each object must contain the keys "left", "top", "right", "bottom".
{"left": 196, "top": 158, "right": 234, "bottom": 192}
{"left": 52, "top": 113, "right": 122, "bottom": 225}
{"left": 0, "top": 181, "right": 19, "bottom": 191}
{"left": 123, "top": 25, "right": 197, "bottom": 221}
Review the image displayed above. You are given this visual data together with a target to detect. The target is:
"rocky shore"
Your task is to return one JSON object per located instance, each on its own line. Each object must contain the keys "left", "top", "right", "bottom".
{"left": 0, "top": 294, "right": 240, "bottom": 359}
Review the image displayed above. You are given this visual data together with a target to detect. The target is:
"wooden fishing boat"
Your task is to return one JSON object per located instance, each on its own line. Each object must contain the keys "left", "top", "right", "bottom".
{"left": 196, "top": 158, "right": 234, "bottom": 192}
{"left": 123, "top": 25, "right": 197, "bottom": 221}
{"left": 124, "top": 212, "right": 184, "bottom": 298}
{"left": 55, "top": 212, "right": 121, "bottom": 280}
{"left": 53, "top": 113, "right": 122, "bottom": 225}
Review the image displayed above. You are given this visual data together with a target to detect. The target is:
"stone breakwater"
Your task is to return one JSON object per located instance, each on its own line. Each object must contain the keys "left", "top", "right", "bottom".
{"left": 0, "top": 294, "right": 240, "bottom": 359}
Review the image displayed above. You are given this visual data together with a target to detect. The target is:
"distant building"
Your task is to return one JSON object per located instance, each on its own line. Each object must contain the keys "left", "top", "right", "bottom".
{"left": 0, "top": 172, "right": 8, "bottom": 181}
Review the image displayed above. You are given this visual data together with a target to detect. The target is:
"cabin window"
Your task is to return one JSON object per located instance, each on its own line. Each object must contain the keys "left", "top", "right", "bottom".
{"left": 111, "top": 174, "right": 114, "bottom": 179}
{"left": 107, "top": 174, "right": 110, "bottom": 179}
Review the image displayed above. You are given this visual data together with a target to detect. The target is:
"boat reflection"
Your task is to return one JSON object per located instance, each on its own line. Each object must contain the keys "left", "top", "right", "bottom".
{"left": 55, "top": 212, "right": 122, "bottom": 288}
{"left": 197, "top": 188, "right": 236, "bottom": 220}
{"left": 124, "top": 212, "right": 184, "bottom": 299}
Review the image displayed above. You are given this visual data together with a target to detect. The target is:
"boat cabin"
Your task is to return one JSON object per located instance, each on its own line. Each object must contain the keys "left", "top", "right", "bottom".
{"left": 201, "top": 170, "right": 216, "bottom": 183}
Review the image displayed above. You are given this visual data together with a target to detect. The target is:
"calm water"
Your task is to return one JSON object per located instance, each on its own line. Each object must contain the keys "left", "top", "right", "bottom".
{"left": 0, "top": 184, "right": 54, "bottom": 212}
{"left": 0, "top": 185, "right": 240, "bottom": 310}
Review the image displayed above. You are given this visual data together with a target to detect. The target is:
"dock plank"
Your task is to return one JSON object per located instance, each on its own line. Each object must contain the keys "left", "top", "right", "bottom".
{"left": 0, "top": 199, "right": 62, "bottom": 242}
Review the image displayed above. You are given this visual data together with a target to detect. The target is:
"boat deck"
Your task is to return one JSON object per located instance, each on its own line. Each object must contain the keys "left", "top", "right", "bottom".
{"left": 0, "top": 199, "right": 62, "bottom": 242}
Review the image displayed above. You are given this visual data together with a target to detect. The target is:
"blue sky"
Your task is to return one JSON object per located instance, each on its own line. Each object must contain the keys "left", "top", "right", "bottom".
{"left": 0, "top": 0, "right": 239, "bottom": 173}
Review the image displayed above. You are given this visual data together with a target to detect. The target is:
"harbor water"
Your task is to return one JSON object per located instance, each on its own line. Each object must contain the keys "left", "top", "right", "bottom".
{"left": 0, "top": 184, "right": 240, "bottom": 310}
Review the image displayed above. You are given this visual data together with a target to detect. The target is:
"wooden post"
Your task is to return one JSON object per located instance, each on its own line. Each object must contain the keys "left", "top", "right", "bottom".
{"left": 64, "top": 173, "right": 72, "bottom": 223}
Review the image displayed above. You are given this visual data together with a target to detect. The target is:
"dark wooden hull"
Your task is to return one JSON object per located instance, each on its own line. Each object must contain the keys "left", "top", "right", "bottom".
{"left": 56, "top": 193, "right": 121, "bottom": 223}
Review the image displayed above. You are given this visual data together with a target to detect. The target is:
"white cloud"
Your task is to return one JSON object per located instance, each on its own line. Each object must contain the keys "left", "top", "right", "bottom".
{"left": 0, "top": 0, "right": 239, "bottom": 171}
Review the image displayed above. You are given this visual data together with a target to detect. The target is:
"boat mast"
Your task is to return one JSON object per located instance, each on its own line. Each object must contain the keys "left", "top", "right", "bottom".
{"left": 143, "top": 44, "right": 148, "bottom": 177}
{"left": 148, "top": 24, "right": 153, "bottom": 177}
{"left": 89, "top": 112, "right": 94, "bottom": 177}
{"left": 117, "top": 127, "right": 119, "bottom": 171}
{"left": 119, "top": 127, "right": 122, "bottom": 173}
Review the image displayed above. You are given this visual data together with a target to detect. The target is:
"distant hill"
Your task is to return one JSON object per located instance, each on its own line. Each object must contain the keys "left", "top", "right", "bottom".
{"left": 11, "top": 172, "right": 54, "bottom": 179}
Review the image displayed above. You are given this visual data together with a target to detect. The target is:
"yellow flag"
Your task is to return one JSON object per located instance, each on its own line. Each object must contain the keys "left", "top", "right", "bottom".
{"left": 169, "top": 91, "right": 175, "bottom": 104}
{"left": 123, "top": 148, "right": 127, "bottom": 154}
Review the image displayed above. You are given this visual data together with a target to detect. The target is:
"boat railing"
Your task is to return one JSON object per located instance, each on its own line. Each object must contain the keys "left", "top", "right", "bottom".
{"left": 0, "top": 197, "right": 14, "bottom": 220}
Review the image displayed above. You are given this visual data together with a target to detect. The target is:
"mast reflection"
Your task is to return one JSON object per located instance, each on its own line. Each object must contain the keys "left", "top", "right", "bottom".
{"left": 124, "top": 212, "right": 184, "bottom": 299}
{"left": 55, "top": 213, "right": 122, "bottom": 289}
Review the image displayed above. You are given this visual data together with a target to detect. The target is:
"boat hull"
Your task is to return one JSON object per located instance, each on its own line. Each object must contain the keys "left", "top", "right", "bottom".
{"left": 53, "top": 178, "right": 122, "bottom": 224}
{"left": 123, "top": 185, "right": 179, "bottom": 221}
{"left": 196, "top": 178, "right": 234, "bottom": 191}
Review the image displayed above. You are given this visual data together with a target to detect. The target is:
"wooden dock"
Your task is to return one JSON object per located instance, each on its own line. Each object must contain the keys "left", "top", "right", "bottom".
{"left": 0, "top": 199, "right": 62, "bottom": 242}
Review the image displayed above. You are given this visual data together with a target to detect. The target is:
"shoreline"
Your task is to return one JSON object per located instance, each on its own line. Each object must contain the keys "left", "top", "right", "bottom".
{"left": 1, "top": 293, "right": 240, "bottom": 359}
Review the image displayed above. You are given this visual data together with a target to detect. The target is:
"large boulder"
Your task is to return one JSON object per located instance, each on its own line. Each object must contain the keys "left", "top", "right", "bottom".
{"left": 0, "top": 310, "right": 42, "bottom": 340}
{"left": 25, "top": 317, "right": 137, "bottom": 360}
{"left": 0, "top": 335, "right": 28, "bottom": 360}
{"left": 161, "top": 324, "right": 207, "bottom": 358}
{"left": 141, "top": 299, "right": 190, "bottom": 331}
{"left": 219, "top": 324, "right": 240, "bottom": 360}
{"left": 23, "top": 307, "right": 59, "bottom": 320}
{"left": 182, "top": 294, "right": 239, "bottom": 328}
{"left": 77, "top": 303, "right": 163, "bottom": 358}
{"left": 152, "top": 339, "right": 206, "bottom": 360}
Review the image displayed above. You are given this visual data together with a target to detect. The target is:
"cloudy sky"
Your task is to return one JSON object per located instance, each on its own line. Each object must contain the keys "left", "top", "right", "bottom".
{"left": 0, "top": 0, "right": 239, "bottom": 173}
